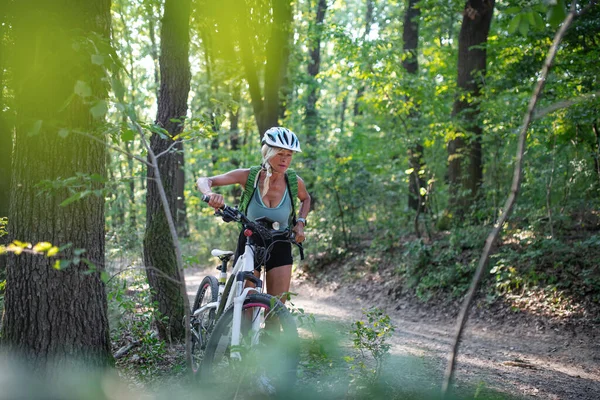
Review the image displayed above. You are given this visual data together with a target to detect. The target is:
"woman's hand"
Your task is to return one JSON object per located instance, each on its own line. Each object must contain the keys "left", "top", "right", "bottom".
{"left": 292, "top": 222, "right": 305, "bottom": 243}
{"left": 206, "top": 193, "right": 225, "bottom": 210}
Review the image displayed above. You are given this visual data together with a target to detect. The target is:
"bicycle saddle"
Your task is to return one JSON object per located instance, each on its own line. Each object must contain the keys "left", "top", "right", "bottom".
{"left": 211, "top": 249, "right": 234, "bottom": 257}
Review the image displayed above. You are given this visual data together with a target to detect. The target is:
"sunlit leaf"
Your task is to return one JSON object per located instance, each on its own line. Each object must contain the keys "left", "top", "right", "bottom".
{"left": 90, "top": 100, "right": 108, "bottom": 119}
{"left": 91, "top": 54, "right": 104, "bottom": 65}
{"left": 74, "top": 80, "right": 92, "bottom": 98}
{"left": 46, "top": 246, "right": 60, "bottom": 257}
{"left": 121, "top": 129, "right": 135, "bottom": 142}
{"left": 33, "top": 242, "right": 53, "bottom": 253}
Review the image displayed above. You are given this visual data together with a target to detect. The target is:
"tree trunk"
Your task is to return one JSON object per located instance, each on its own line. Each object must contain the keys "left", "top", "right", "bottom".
{"left": 304, "top": 0, "right": 328, "bottom": 147}
{"left": 145, "top": 0, "right": 161, "bottom": 99}
{"left": 262, "top": 0, "right": 293, "bottom": 133}
{"left": 1, "top": 0, "right": 112, "bottom": 370}
{"left": 0, "top": 3, "right": 10, "bottom": 221}
{"left": 402, "top": 0, "right": 424, "bottom": 210}
{"left": 353, "top": 0, "right": 375, "bottom": 117}
{"left": 447, "top": 0, "right": 495, "bottom": 217}
{"left": 144, "top": 0, "right": 191, "bottom": 342}
{"left": 239, "top": 0, "right": 293, "bottom": 137}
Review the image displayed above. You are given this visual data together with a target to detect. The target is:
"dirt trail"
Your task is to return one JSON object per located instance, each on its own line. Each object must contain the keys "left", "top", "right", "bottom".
{"left": 185, "top": 267, "right": 600, "bottom": 399}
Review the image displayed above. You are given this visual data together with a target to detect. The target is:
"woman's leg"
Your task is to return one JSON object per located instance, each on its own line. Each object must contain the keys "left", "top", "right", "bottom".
{"left": 266, "top": 264, "right": 292, "bottom": 304}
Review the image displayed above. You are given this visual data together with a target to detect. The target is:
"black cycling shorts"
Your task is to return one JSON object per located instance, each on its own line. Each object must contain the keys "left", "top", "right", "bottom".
{"left": 234, "top": 230, "right": 293, "bottom": 272}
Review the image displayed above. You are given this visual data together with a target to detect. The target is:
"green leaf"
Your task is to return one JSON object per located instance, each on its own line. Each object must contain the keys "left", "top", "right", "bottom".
{"left": 111, "top": 76, "right": 126, "bottom": 101}
{"left": 91, "top": 54, "right": 104, "bottom": 65}
{"left": 90, "top": 100, "right": 108, "bottom": 119}
{"left": 74, "top": 80, "right": 92, "bottom": 98}
{"left": 504, "top": 6, "right": 521, "bottom": 14}
{"left": 28, "top": 120, "right": 43, "bottom": 137}
{"left": 508, "top": 14, "right": 522, "bottom": 34}
{"left": 547, "top": 0, "right": 567, "bottom": 28}
{"left": 527, "top": 11, "right": 536, "bottom": 27}
{"left": 519, "top": 15, "right": 530, "bottom": 36}
{"left": 60, "top": 191, "right": 87, "bottom": 207}
{"left": 533, "top": 12, "right": 545, "bottom": 30}
{"left": 53, "top": 260, "right": 62, "bottom": 270}
{"left": 58, "top": 128, "right": 70, "bottom": 138}
{"left": 89, "top": 173, "right": 105, "bottom": 183}
{"left": 100, "top": 271, "right": 110, "bottom": 283}
{"left": 121, "top": 129, "right": 135, "bottom": 142}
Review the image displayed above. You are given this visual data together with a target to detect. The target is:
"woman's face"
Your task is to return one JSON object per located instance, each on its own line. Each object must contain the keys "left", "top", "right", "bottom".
{"left": 269, "top": 149, "right": 294, "bottom": 173}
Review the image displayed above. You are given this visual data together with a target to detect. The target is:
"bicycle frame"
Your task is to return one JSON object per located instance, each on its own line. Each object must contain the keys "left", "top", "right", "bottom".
{"left": 193, "top": 238, "right": 265, "bottom": 360}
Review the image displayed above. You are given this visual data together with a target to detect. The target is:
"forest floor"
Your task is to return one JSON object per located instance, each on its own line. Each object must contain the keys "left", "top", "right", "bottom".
{"left": 184, "top": 259, "right": 600, "bottom": 400}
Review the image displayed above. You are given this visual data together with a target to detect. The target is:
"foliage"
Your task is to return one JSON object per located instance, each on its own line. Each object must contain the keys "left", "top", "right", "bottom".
{"left": 346, "top": 307, "right": 395, "bottom": 391}
{"left": 108, "top": 270, "right": 173, "bottom": 380}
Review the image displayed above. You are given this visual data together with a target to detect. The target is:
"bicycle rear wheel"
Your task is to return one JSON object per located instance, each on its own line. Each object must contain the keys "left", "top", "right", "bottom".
{"left": 191, "top": 275, "right": 219, "bottom": 373}
{"left": 199, "top": 293, "right": 299, "bottom": 395}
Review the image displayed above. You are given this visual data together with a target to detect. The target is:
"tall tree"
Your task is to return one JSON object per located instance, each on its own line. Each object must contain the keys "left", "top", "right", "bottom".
{"left": 1, "top": 0, "right": 112, "bottom": 368}
{"left": 447, "top": 0, "right": 495, "bottom": 216}
{"left": 0, "top": 0, "right": 11, "bottom": 221}
{"left": 304, "top": 0, "right": 328, "bottom": 146}
{"left": 402, "top": 0, "right": 424, "bottom": 210}
{"left": 239, "top": 0, "right": 293, "bottom": 136}
{"left": 353, "top": 0, "right": 375, "bottom": 117}
{"left": 143, "top": 0, "right": 191, "bottom": 341}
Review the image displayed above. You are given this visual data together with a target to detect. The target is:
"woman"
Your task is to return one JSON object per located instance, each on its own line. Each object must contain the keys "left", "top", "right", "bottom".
{"left": 196, "top": 127, "right": 311, "bottom": 303}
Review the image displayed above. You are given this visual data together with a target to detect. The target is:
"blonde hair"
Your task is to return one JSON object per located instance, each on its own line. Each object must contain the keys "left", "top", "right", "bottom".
{"left": 260, "top": 145, "right": 281, "bottom": 197}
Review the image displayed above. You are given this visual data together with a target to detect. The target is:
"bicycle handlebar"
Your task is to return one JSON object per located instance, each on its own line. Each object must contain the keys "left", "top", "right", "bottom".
{"left": 201, "top": 194, "right": 304, "bottom": 260}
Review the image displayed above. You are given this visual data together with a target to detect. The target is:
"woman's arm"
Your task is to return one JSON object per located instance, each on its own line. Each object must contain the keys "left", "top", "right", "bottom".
{"left": 196, "top": 169, "right": 250, "bottom": 209}
{"left": 292, "top": 176, "right": 311, "bottom": 243}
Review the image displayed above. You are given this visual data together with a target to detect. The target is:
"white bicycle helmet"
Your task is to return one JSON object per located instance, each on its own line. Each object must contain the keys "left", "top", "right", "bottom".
{"left": 261, "top": 127, "right": 302, "bottom": 152}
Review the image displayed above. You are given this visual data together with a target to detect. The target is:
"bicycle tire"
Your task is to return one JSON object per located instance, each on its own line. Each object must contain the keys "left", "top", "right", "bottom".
{"left": 199, "top": 293, "right": 299, "bottom": 394}
{"left": 191, "top": 275, "right": 219, "bottom": 373}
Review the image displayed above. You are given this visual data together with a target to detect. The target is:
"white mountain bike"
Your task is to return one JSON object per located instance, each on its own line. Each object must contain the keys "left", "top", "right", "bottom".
{"left": 190, "top": 195, "right": 300, "bottom": 393}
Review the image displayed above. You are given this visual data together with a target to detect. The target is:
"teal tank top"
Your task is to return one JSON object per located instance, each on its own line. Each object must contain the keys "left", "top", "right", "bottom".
{"left": 246, "top": 187, "right": 292, "bottom": 231}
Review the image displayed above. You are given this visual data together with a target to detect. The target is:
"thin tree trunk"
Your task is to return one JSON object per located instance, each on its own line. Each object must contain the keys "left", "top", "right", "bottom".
{"left": 305, "top": 0, "right": 328, "bottom": 146}
{"left": 353, "top": 0, "right": 375, "bottom": 117}
{"left": 447, "top": 0, "right": 495, "bottom": 217}
{"left": 2, "top": 0, "right": 112, "bottom": 369}
{"left": 144, "top": 0, "right": 191, "bottom": 342}
{"left": 442, "top": 4, "right": 580, "bottom": 394}
{"left": 402, "top": 0, "right": 424, "bottom": 211}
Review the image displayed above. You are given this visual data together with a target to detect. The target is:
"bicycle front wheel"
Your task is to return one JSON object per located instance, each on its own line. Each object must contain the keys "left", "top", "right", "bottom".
{"left": 199, "top": 293, "right": 299, "bottom": 395}
{"left": 191, "top": 275, "right": 219, "bottom": 373}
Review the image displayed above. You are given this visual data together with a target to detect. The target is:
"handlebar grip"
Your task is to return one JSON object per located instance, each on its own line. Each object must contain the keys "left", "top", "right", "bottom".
{"left": 201, "top": 194, "right": 211, "bottom": 203}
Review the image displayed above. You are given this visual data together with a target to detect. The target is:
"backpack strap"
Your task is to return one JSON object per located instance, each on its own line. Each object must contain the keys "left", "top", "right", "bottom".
{"left": 239, "top": 166, "right": 261, "bottom": 214}
{"left": 284, "top": 168, "right": 299, "bottom": 226}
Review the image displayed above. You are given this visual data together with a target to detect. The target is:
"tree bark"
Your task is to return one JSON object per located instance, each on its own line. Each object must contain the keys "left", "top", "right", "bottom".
{"left": 447, "top": 0, "right": 495, "bottom": 217}
{"left": 144, "top": 0, "right": 191, "bottom": 342}
{"left": 305, "top": 0, "right": 328, "bottom": 146}
{"left": 402, "top": 0, "right": 424, "bottom": 211}
{"left": 238, "top": 0, "right": 293, "bottom": 137}
{"left": 0, "top": 2, "right": 11, "bottom": 221}
{"left": 353, "top": 0, "right": 375, "bottom": 117}
{"left": 2, "top": 0, "right": 112, "bottom": 370}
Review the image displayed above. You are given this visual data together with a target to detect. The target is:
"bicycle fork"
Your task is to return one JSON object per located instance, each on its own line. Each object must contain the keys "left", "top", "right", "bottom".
{"left": 230, "top": 282, "right": 263, "bottom": 360}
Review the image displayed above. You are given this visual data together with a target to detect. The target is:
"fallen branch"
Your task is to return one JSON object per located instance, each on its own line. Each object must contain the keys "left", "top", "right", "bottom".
{"left": 442, "top": 2, "right": 581, "bottom": 396}
{"left": 114, "top": 340, "right": 142, "bottom": 359}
